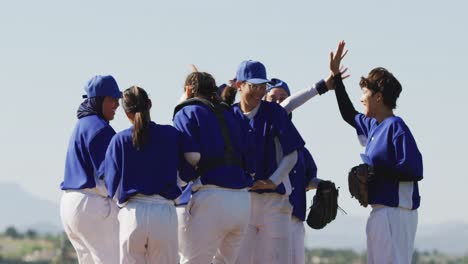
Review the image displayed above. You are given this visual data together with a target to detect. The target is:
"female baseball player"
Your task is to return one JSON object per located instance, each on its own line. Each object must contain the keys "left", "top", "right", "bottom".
{"left": 288, "top": 148, "right": 320, "bottom": 264}
{"left": 103, "top": 86, "right": 182, "bottom": 264}
{"left": 60, "top": 75, "right": 121, "bottom": 264}
{"left": 231, "top": 60, "right": 306, "bottom": 264}
{"left": 265, "top": 78, "right": 324, "bottom": 264}
{"left": 173, "top": 72, "right": 254, "bottom": 264}
{"left": 329, "top": 41, "right": 423, "bottom": 263}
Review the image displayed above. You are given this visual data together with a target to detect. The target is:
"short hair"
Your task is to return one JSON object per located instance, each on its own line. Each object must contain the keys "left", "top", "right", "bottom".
{"left": 359, "top": 67, "right": 402, "bottom": 109}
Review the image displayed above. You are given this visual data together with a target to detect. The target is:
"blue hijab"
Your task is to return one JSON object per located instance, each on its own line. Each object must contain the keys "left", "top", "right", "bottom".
{"left": 77, "top": 96, "right": 104, "bottom": 119}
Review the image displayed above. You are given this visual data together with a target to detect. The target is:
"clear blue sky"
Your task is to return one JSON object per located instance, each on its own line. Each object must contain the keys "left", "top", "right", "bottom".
{"left": 1, "top": 0, "right": 466, "bottom": 225}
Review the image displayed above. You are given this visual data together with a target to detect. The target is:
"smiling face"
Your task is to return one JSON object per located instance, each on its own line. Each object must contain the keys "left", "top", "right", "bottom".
{"left": 360, "top": 87, "right": 382, "bottom": 118}
{"left": 102, "top": 96, "right": 120, "bottom": 121}
{"left": 238, "top": 81, "right": 267, "bottom": 111}
{"left": 265, "top": 87, "right": 289, "bottom": 104}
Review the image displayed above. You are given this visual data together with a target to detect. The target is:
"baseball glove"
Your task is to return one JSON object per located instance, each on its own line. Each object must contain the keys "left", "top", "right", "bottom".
{"left": 348, "top": 164, "right": 374, "bottom": 207}
{"left": 306, "top": 180, "right": 338, "bottom": 229}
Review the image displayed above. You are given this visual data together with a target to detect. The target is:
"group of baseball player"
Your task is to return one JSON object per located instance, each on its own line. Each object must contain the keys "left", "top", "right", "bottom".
{"left": 60, "top": 41, "right": 424, "bottom": 264}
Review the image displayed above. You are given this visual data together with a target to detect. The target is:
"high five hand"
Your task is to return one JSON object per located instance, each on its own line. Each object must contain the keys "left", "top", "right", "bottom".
{"left": 330, "top": 40, "right": 348, "bottom": 76}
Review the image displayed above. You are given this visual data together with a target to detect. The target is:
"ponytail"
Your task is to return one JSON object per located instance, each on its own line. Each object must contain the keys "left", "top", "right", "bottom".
{"left": 122, "top": 86, "right": 152, "bottom": 150}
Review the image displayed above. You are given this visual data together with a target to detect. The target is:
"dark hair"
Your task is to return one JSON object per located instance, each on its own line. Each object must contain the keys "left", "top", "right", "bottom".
{"left": 185, "top": 72, "right": 221, "bottom": 104}
{"left": 76, "top": 96, "right": 104, "bottom": 119}
{"left": 122, "top": 86, "right": 152, "bottom": 150}
{"left": 220, "top": 85, "right": 237, "bottom": 106}
{"left": 359, "top": 67, "right": 402, "bottom": 109}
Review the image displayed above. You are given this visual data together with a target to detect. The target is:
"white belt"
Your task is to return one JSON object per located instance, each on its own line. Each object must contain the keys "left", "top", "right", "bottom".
{"left": 370, "top": 204, "right": 413, "bottom": 211}
{"left": 65, "top": 188, "right": 107, "bottom": 198}
{"left": 129, "top": 194, "right": 174, "bottom": 205}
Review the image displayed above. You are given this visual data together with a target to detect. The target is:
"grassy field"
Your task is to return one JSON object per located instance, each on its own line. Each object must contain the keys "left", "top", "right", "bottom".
{"left": 1, "top": 232, "right": 467, "bottom": 264}
{"left": 1, "top": 235, "right": 54, "bottom": 257}
{"left": 0, "top": 233, "right": 76, "bottom": 264}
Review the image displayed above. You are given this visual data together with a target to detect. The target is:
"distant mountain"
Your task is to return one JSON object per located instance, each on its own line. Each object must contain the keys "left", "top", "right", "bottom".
{"left": 416, "top": 220, "right": 468, "bottom": 255}
{"left": 305, "top": 214, "right": 367, "bottom": 251}
{"left": 305, "top": 213, "right": 468, "bottom": 256}
{"left": 0, "top": 182, "right": 62, "bottom": 234}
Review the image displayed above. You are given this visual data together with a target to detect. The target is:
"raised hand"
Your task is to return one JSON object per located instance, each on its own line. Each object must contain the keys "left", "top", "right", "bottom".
{"left": 325, "top": 66, "right": 350, "bottom": 90}
{"left": 330, "top": 40, "right": 348, "bottom": 76}
{"left": 189, "top": 64, "right": 199, "bottom": 73}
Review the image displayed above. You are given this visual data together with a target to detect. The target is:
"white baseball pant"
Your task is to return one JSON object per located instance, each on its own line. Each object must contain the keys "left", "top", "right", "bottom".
{"left": 235, "top": 192, "right": 293, "bottom": 264}
{"left": 60, "top": 190, "right": 119, "bottom": 264}
{"left": 118, "top": 194, "right": 178, "bottom": 264}
{"left": 176, "top": 205, "right": 187, "bottom": 261}
{"left": 291, "top": 216, "right": 305, "bottom": 264}
{"left": 179, "top": 186, "right": 251, "bottom": 264}
{"left": 366, "top": 206, "right": 418, "bottom": 264}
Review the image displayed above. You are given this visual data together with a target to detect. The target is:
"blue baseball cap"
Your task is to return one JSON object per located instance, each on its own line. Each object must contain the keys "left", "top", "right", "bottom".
{"left": 235, "top": 60, "right": 269, "bottom": 84}
{"left": 82, "top": 75, "right": 122, "bottom": 99}
{"left": 267, "top": 78, "right": 290, "bottom": 96}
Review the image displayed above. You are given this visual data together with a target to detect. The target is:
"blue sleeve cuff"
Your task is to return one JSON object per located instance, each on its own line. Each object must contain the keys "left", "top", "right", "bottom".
{"left": 315, "top": 79, "right": 328, "bottom": 95}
